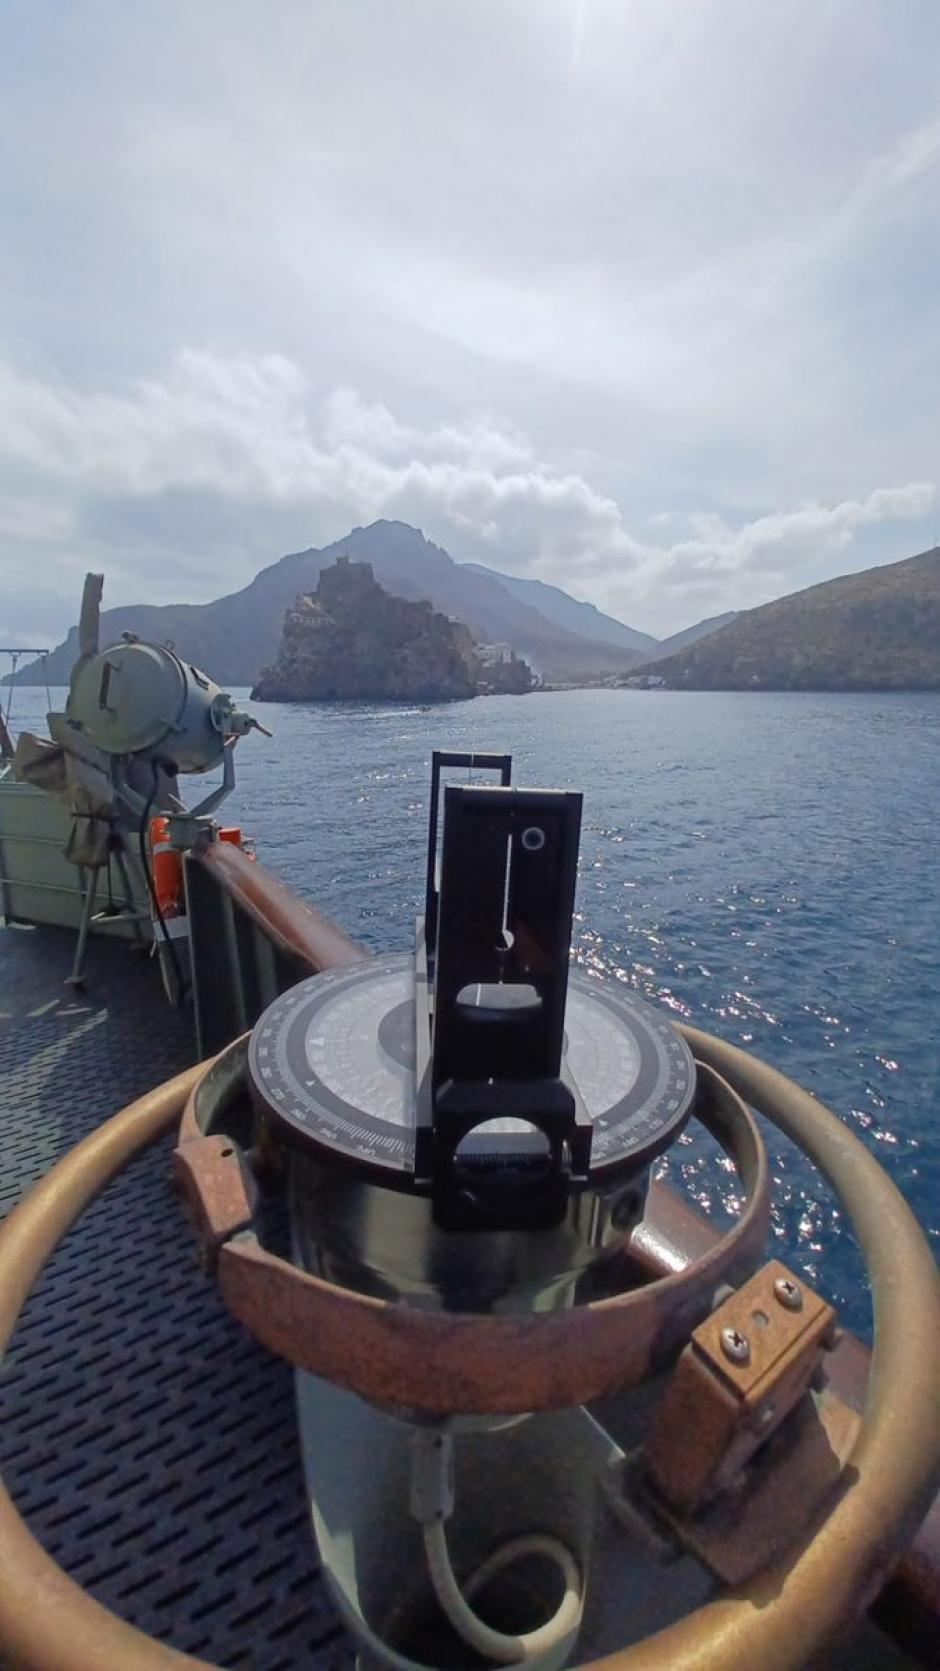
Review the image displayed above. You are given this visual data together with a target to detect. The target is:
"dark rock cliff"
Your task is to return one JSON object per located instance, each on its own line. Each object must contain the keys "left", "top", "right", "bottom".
{"left": 250, "top": 558, "right": 489, "bottom": 702}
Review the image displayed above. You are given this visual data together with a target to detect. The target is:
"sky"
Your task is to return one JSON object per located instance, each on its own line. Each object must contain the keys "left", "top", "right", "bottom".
{"left": 2, "top": 0, "right": 939, "bottom": 646}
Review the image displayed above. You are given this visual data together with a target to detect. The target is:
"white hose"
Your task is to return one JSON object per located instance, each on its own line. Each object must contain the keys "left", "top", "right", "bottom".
{"left": 332, "top": 1526, "right": 584, "bottom": 1671}
{"left": 423, "top": 1519, "right": 583, "bottom": 1665}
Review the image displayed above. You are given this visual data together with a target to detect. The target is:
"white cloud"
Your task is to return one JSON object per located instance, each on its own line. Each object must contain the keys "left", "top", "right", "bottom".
{"left": 2, "top": 2, "right": 939, "bottom": 641}
{"left": 663, "top": 485, "right": 936, "bottom": 579}
{"left": 0, "top": 348, "right": 933, "bottom": 641}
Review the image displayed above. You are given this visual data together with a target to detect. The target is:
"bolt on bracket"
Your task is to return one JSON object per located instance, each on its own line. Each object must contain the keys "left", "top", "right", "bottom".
{"left": 644, "top": 1258, "right": 838, "bottom": 1519}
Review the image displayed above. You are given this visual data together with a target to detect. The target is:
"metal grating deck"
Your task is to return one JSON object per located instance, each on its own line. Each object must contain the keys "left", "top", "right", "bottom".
{"left": 0, "top": 924, "right": 349, "bottom": 1669}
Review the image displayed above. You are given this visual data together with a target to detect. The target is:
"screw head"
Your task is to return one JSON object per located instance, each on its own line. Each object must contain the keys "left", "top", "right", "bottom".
{"left": 774, "top": 1276, "right": 803, "bottom": 1311}
{"left": 720, "top": 1326, "right": 751, "bottom": 1365}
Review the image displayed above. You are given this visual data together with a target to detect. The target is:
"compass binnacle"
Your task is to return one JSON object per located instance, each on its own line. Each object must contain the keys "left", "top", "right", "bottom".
{"left": 247, "top": 955, "right": 696, "bottom": 1186}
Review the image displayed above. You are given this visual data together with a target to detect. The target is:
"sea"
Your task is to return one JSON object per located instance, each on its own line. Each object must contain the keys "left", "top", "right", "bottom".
{"left": 8, "top": 684, "right": 940, "bottom": 1334}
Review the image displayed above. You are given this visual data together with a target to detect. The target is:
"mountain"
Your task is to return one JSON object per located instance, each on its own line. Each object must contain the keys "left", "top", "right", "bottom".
{"left": 638, "top": 611, "right": 737, "bottom": 662}
{"left": 458, "top": 572, "right": 741, "bottom": 666}
{"left": 461, "top": 562, "right": 658, "bottom": 653}
{"left": 637, "top": 548, "right": 940, "bottom": 690}
{"left": 8, "top": 522, "right": 643, "bottom": 687}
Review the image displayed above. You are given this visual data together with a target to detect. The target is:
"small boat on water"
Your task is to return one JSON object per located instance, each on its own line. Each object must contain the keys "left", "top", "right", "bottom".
{"left": 0, "top": 577, "right": 938, "bottom": 1671}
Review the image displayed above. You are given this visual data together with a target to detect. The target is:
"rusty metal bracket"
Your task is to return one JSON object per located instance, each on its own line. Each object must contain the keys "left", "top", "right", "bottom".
{"left": 174, "top": 1043, "right": 772, "bottom": 1415}
{"left": 645, "top": 1258, "right": 838, "bottom": 1516}
{"left": 637, "top": 1258, "right": 861, "bottom": 1586}
{"left": 173, "top": 1133, "right": 257, "bottom": 1270}
{"left": 638, "top": 1384, "right": 860, "bottom": 1586}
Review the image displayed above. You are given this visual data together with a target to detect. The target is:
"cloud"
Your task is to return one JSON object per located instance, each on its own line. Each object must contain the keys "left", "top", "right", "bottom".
{"left": 2, "top": 4, "right": 940, "bottom": 645}
{"left": 660, "top": 485, "right": 936, "bottom": 583}
{"left": 0, "top": 348, "right": 933, "bottom": 641}
{"left": 852, "top": 114, "right": 940, "bottom": 212}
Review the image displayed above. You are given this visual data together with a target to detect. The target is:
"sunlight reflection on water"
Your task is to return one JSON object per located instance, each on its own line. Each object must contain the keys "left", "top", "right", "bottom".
{"left": 12, "top": 685, "right": 939, "bottom": 1334}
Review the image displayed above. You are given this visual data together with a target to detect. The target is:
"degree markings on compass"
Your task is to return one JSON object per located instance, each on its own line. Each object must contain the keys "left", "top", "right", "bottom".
{"left": 258, "top": 959, "right": 689, "bottom": 1174}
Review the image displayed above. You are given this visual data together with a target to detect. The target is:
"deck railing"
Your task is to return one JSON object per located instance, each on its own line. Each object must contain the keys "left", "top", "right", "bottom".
{"left": 184, "top": 840, "right": 365, "bottom": 1058}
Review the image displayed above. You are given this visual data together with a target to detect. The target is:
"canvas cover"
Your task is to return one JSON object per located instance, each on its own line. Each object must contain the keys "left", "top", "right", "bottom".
{"left": 12, "top": 732, "right": 115, "bottom": 867}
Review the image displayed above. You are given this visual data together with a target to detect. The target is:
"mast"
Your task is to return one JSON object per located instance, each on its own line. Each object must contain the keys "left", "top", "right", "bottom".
{"left": 69, "top": 572, "right": 104, "bottom": 696}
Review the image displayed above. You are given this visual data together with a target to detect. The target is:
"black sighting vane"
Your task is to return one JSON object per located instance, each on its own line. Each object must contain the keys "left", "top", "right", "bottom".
{"left": 416, "top": 759, "right": 591, "bottom": 1229}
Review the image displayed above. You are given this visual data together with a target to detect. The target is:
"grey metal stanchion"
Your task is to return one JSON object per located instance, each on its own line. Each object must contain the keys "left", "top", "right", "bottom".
{"left": 114, "top": 842, "right": 148, "bottom": 949}
{"left": 65, "top": 867, "right": 98, "bottom": 988}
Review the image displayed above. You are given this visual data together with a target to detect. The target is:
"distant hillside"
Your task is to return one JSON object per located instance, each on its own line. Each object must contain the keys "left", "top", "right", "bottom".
{"left": 638, "top": 611, "right": 737, "bottom": 662}
{"left": 638, "top": 548, "right": 940, "bottom": 690}
{"left": 8, "top": 522, "right": 643, "bottom": 687}
{"left": 462, "top": 562, "right": 657, "bottom": 653}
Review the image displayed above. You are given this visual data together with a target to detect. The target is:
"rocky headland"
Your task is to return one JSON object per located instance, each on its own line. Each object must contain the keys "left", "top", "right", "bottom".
{"left": 250, "top": 557, "right": 533, "bottom": 702}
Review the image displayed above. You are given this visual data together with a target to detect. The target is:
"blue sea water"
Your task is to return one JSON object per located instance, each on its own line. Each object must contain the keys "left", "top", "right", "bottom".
{"left": 9, "top": 686, "right": 940, "bottom": 1333}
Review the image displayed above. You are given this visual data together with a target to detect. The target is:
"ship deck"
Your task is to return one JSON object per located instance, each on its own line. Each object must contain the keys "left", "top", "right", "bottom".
{"left": 0, "top": 922, "right": 348, "bottom": 1670}
{"left": 0, "top": 922, "right": 927, "bottom": 1671}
